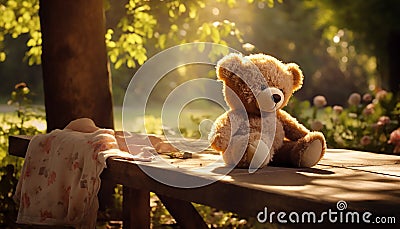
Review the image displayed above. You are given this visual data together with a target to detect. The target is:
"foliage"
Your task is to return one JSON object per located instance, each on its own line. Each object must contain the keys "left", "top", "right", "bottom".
{"left": 304, "top": 0, "right": 400, "bottom": 90}
{"left": 105, "top": 0, "right": 280, "bottom": 69}
{"left": 243, "top": 0, "right": 377, "bottom": 105}
{"left": 0, "top": 0, "right": 280, "bottom": 68}
{"left": 305, "top": 0, "right": 400, "bottom": 57}
{"left": 285, "top": 90, "right": 400, "bottom": 154}
{"left": 0, "top": 82, "right": 45, "bottom": 226}
{"left": 0, "top": 0, "right": 41, "bottom": 65}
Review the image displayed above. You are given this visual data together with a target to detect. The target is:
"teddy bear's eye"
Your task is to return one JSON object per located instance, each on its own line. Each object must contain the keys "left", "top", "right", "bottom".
{"left": 260, "top": 85, "right": 267, "bottom": 91}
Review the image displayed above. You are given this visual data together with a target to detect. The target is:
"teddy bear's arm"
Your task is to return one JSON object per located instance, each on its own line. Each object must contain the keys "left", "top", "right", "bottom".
{"left": 209, "top": 113, "right": 232, "bottom": 152}
{"left": 209, "top": 111, "right": 249, "bottom": 152}
{"left": 277, "top": 109, "right": 310, "bottom": 141}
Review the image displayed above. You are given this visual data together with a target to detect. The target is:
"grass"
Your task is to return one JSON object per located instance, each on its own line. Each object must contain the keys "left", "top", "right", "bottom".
{"left": 113, "top": 100, "right": 226, "bottom": 136}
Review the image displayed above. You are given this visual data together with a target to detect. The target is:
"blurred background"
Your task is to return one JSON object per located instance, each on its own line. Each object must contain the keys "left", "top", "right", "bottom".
{"left": 1, "top": 0, "right": 399, "bottom": 107}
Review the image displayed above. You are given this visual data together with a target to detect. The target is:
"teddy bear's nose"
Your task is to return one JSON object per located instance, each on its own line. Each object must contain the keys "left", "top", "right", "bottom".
{"left": 272, "top": 94, "right": 281, "bottom": 103}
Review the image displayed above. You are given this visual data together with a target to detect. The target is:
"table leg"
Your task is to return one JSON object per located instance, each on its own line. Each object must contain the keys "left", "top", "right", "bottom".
{"left": 123, "top": 187, "right": 150, "bottom": 229}
{"left": 157, "top": 194, "right": 209, "bottom": 229}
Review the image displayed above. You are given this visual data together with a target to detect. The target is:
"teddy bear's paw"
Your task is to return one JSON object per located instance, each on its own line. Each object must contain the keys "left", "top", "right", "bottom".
{"left": 299, "top": 139, "right": 323, "bottom": 167}
{"left": 246, "top": 140, "right": 271, "bottom": 170}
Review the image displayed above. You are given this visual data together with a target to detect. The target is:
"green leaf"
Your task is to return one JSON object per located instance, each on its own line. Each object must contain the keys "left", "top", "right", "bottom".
{"left": 170, "top": 24, "right": 178, "bottom": 32}
{"left": 211, "top": 27, "right": 220, "bottom": 43}
{"left": 168, "top": 9, "right": 175, "bottom": 18}
{"left": 158, "top": 34, "right": 166, "bottom": 49}
{"left": 128, "top": 33, "right": 143, "bottom": 44}
{"left": 202, "top": 23, "right": 211, "bottom": 35}
{"left": 197, "top": 43, "right": 205, "bottom": 52}
{"left": 127, "top": 59, "right": 136, "bottom": 68}
{"left": 115, "top": 59, "right": 124, "bottom": 69}
{"left": 109, "top": 53, "right": 117, "bottom": 63}
{"left": 179, "top": 4, "right": 186, "bottom": 14}
{"left": 0, "top": 52, "right": 6, "bottom": 62}
{"left": 189, "top": 6, "right": 197, "bottom": 18}
{"left": 227, "top": 0, "right": 237, "bottom": 8}
{"left": 107, "top": 41, "right": 116, "bottom": 48}
{"left": 27, "top": 38, "right": 35, "bottom": 47}
{"left": 136, "top": 50, "right": 147, "bottom": 65}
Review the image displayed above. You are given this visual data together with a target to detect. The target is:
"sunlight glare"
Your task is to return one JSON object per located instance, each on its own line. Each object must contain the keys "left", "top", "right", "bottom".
{"left": 29, "top": 120, "right": 46, "bottom": 132}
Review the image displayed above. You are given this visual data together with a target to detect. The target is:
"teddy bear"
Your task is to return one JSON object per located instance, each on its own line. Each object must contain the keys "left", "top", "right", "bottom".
{"left": 209, "top": 53, "right": 326, "bottom": 169}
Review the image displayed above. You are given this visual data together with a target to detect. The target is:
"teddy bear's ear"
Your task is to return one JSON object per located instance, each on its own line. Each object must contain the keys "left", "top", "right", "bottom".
{"left": 287, "top": 63, "right": 303, "bottom": 91}
{"left": 216, "top": 53, "right": 243, "bottom": 81}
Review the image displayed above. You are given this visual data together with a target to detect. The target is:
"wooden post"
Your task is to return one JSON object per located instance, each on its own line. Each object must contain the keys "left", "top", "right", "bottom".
{"left": 123, "top": 187, "right": 150, "bottom": 229}
{"left": 39, "top": 0, "right": 114, "bottom": 131}
{"left": 39, "top": 0, "right": 115, "bottom": 210}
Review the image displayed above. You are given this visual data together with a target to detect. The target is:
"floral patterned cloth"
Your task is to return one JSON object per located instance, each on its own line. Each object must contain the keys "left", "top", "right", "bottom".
{"left": 13, "top": 128, "right": 139, "bottom": 228}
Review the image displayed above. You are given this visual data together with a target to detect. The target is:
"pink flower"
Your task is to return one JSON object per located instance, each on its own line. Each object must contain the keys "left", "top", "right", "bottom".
{"left": 40, "top": 209, "right": 53, "bottom": 222}
{"left": 311, "top": 120, "right": 323, "bottom": 131}
{"left": 313, "top": 95, "right": 327, "bottom": 108}
{"left": 62, "top": 186, "right": 71, "bottom": 204}
{"left": 375, "top": 90, "right": 388, "bottom": 101}
{"left": 22, "top": 192, "right": 30, "bottom": 208}
{"left": 41, "top": 136, "right": 56, "bottom": 154}
{"left": 333, "top": 105, "right": 343, "bottom": 114}
{"left": 72, "top": 160, "right": 80, "bottom": 170}
{"left": 388, "top": 128, "right": 400, "bottom": 153}
{"left": 348, "top": 93, "right": 361, "bottom": 106}
{"left": 362, "top": 103, "right": 375, "bottom": 116}
{"left": 47, "top": 171, "right": 56, "bottom": 186}
{"left": 24, "top": 163, "right": 32, "bottom": 178}
{"left": 362, "top": 93, "right": 372, "bottom": 103}
{"left": 377, "top": 116, "right": 390, "bottom": 126}
{"left": 360, "top": 136, "right": 372, "bottom": 146}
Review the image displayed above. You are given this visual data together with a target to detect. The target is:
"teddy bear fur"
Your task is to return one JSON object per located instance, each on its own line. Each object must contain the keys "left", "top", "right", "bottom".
{"left": 209, "top": 53, "right": 326, "bottom": 169}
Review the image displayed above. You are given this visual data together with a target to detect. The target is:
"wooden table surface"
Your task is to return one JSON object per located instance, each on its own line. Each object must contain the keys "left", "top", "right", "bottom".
{"left": 101, "top": 146, "right": 400, "bottom": 221}
{"left": 9, "top": 135, "right": 400, "bottom": 226}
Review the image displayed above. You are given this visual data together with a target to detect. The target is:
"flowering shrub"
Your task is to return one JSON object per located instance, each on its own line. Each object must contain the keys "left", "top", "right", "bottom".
{"left": 285, "top": 90, "right": 400, "bottom": 154}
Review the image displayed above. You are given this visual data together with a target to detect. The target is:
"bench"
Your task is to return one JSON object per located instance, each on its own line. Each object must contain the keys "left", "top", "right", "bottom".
{"left": 8, "top": 135, "right": 400, "bottom": 228}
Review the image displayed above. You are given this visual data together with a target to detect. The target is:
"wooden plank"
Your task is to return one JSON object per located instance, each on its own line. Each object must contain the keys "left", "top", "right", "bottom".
{"left": 319, "top": 149, "right": 400, "bottom": 167}
{"left": 123, "top": 187, "right": 150, "bottom": 229}
{"left": 102, "top": 158, "right": 400, "bottom": 219}
{"left": 157, "top": 194, "right": 209, "bottom": 229}
{"left": 9, "top": 135, "right": 400, "bottom": 223}
{"left": 348, "top": 164, "right": 400, "bottom": 177}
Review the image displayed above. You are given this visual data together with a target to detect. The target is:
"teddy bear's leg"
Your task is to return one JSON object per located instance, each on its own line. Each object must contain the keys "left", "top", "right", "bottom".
{"left": 231, "top": 132, "right": 273, "bottom": 168}
{"left": 293, "top": 131, "right": 325, "bottom": 167}
{"left": 271, "top": 140, "right": 297, "bottom": 166}
{"left": 243, "top": 138, "right": 272, "bottom": 169}
{"left": 221, "top": 134, "right": 249, "bottom": 167}
{"left": 222, "top": 132, "right": 273, "bottom": 169}
{"left": 274, "top": 132, "right": 325, "bottom": 167}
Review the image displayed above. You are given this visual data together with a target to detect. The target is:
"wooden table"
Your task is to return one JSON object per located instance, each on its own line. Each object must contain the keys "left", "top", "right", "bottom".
{"left": 8, "top": 136, "right": 400, "bottom": 228}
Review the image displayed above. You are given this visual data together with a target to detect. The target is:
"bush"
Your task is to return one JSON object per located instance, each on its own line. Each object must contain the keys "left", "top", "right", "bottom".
{"left": 0, "top": 83, "right": 45, "bottom": 226}
{"left": 285, "top": 89, "right": 400, "bottom": 154}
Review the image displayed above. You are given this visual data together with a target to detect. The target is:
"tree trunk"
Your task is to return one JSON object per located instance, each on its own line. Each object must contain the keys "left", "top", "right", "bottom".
{"left": 387, "top": 30, "right": 400, "bottom": 92}
{"left": 39, "top": 0, "right": 114, "bottom": 211}
{"left": 39, "top": 0, "right": 114, "bottom": 131}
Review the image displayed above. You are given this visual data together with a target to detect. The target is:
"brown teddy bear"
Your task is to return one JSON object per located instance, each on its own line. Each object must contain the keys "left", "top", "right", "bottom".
{"left": 209, "top": 53, "right": 326, "bottom": 169}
